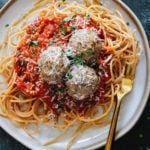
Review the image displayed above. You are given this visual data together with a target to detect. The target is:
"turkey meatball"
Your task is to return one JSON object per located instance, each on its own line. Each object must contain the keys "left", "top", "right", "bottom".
{"left": 67, "top": 28, "right": 102, "bottom": 63}
{"left": 66, "top": 65, "right": 99, "bottom": 100}
{"left": 38, "top": 46, "right": 70, "bottom": 84}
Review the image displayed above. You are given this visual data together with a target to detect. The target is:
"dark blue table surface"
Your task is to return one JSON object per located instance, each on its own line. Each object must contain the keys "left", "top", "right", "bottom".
{"left": 0, "top": 0, "right": 150, "bottom": 150}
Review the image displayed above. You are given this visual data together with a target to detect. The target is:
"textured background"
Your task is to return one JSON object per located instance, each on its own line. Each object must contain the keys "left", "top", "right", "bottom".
{"left": 0, "top": 0, "right": 150, "bottom": 150}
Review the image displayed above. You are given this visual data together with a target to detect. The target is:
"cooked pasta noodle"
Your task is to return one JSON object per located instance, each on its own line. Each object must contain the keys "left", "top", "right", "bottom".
{"left": 0, "top": 0, "right": 139, "bottom": 149}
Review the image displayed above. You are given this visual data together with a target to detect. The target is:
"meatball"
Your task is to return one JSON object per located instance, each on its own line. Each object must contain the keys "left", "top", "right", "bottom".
{"left": 38, "top": 46, "right": 70, "bottom": 84}
{"left": 67, "top": 28, "right": 102, "bottom": 63}
{"left": 66, "top": 65, "right": 99, "bottom": 100}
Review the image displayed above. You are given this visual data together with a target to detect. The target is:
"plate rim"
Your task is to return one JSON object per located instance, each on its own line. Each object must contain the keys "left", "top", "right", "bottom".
{"left": 0, "top": 0, "right": 150, "bottom": 150}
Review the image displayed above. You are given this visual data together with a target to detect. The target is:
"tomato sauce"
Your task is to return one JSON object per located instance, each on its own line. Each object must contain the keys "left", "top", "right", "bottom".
{"left": 14, "top": 15, "right": 111, "bottom": 113}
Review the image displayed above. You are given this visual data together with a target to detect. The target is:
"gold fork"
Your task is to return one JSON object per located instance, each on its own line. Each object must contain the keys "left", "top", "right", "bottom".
{"left": 105, "top": 66, "right": 134, "bottom": 150}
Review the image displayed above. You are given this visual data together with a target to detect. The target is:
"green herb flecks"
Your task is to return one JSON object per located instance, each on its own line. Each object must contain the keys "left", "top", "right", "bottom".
{"left": 126, "top": 22, "right": 130, "bottom": 26}
{"left": 71, "top": 26, "right": 76, "bottom": 32}
{"left": 86, "top": 14, "right": 90, "bottom": 19}
{"left": 54, "top": 32, "right": 59, "bottom": 38}
{"left": 66, "top": 71, "right": 73, "bottom": 80}
{"left": 71, "top": 55, "right": 86, "bottom": 65}
{"left": 59, "top": 87, "right": 66, "bottom": 93}
{"left": 87, "top": 48, "right": 95, "bottom": 56}
{"left": 51, "top": 86, "right": 66, "bottom": 96}
{"left": 60, "top": 15, "right": 75, "bottom": 25}
{"left": 20, "top": 58, "right": 28, "bottom": 66}
{"left": 58, "top": 102, "right": 64, "bottom": 112}
{"left": 60, "top": 27, "right": 67, "bottom": 35}
{"left": 51, "top": 87, "right": 58, "bottom": 96}
{"left": 33, "top": 68, "right": 39, "bottom": 75}
{"left": 66, "top": 48, "right": 74, "bottom": 57}
{"left": 16, "top": 51, "right": 21, "bottom": 56}
{"left": 49, "top": 40, "right": 56, "bottom": 46}
{"left": 29, "top": 40, "right": 38, "bottom": 47}
{"left": 5, "top": 24, "right": 9, "bottom": 27}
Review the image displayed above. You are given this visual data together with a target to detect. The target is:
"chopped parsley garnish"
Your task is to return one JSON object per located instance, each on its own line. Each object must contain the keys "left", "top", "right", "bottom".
{"left": 66, "top": 49, "right": 74, "bottom": 57}
{"left": 68, "top": 74, "right": 73, "bottom": 79}
{"left": 51, "top": 87, "right": 58, "bottom": 95}
{"left": 87, "top": 48, "right": 95, "bottom": 56}
{"left": 64, "top": 16, "right": 72, "bottom": 22}
{"left": 60, "top": 16, "right": 75, "bottom": 25}
{"left": 59, "top": 88, "right": 66, "bottom": 93}
{"left": 32, "top": 26, "right": 36, "bottom": 32}
{"left": 49, "top": 40, "right": 56, "bottom": 45}
{"left": 66, "top": 71, "right": 73, "bottom": 79}
{"left": 71, "top": 26, "right": 76, "bottom": 32}
{"left": 62, "top": 0, "right": 66, "bottom": 2}
{"left": 126, "top": 22, "right": 130, "bottom": 26}
{"left": 54, "top": 32, "right": 59, "bottom": 38}
{"left": 51, "top": 86, "right": 66, "bottom": 95}
{"left": 60, "top": 17, "right": 71, "bottom": 25}
{"left": 20, "top": 58, "right": 28, "bottom": 66}
{"left": 16, "top": 51, "right": 21, "bottom": 56}
{"left": 29, "top": 40, "right": 38, "bottom": 47}
{"left": 33, "top": 68, "right": 39, "bottom": 75}
{"left": 60, "top": 27, "right": 67, "bottom": 35}
{"left": 71, "top": 55, "right": 86, "bottom": 65}
{"left": 58, "top": 103, "right": 64, "bottom": 112}
{"left": 5, "top": 24, "right": 9, "bottom": 27}
{"left": 86, "top": 14, "right": 90, "bottom": 18}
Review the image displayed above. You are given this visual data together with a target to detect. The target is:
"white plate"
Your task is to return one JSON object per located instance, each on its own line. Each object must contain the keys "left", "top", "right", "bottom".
{"left": 0, "top": 0, "right": 150, "bottom": 150}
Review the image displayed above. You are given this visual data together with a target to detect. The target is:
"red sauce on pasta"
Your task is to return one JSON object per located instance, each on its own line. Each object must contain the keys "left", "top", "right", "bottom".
{"left": 14, "top": 15, "right": 111, "bottom": 113}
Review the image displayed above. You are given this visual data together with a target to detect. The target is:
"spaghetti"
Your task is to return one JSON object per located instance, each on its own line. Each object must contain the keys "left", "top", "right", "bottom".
{"left": 0, "top": 0, "right": 139, "bottom": 149}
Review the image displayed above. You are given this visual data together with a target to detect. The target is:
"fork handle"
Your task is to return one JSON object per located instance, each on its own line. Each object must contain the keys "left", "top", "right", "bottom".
{"left": 105, "top": 99, "right": 122, "bottom": 150}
